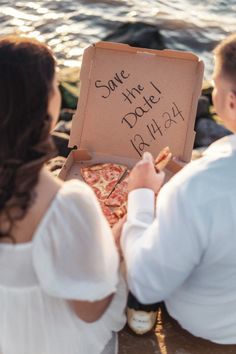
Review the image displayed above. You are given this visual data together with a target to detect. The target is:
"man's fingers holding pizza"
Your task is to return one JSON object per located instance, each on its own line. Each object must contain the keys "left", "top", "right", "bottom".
{"left": 128, "top": 153, "right": 165, "bottom": 193}
{"left": 155, "top": 146, "right": 172, "bottom": 172}
{"left": 142, "top": 151, "right": 154, "bottom": 163}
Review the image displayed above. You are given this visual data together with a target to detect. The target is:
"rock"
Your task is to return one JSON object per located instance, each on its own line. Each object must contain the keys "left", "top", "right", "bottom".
{"left": 58, "top": 67, "right": 80, "bottom": 110}
{"left": 103, "top": 22, "right": 166, "bottom": 50}
{"left": 191, "top": 147, "right": 206, "bottom": 160}
{"left": 202, "top": 81, "right": 213, "bottom": 104}
{"left": 194, "top": 117, "right": 232, "bottom": 148}
{"left": 196, "top": 95, "right": 210, "bottom": 119}
{"left": 54, "top": 120, "right": 72, "bottom": 135}
{"left": 194, "top": 90, "right": 231, "bottom": 148}
{"left": 46, "top": 156, "right": 66, "bottom": 177}
{"left": 51, "top": 131, "right": 72, "bottom": 158}
{"left": 59, "top": 81, "right": 79, "bottom": 109}
{"left": 59, "top": 108, "right": 76, "bottom": 122}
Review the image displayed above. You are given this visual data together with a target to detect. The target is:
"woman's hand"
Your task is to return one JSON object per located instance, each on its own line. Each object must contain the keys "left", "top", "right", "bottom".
{"left": 70, "top": 294, "right": 113, "bottom": 323}
{"left": 128, "top": 152, "right": 165, "bottom": 194}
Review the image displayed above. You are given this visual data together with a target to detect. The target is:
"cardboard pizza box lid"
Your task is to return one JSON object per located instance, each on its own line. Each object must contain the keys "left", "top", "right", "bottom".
{"left": 69, "top": 41, "right": 204, "bottom": 162}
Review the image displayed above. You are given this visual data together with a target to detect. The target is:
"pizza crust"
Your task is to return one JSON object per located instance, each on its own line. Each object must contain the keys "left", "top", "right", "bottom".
{"left": 155, "top": 146, "right": 172, "bottom": 172}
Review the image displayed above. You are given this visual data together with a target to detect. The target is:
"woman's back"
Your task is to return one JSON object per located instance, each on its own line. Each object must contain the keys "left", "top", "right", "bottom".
{"left": 3, "top": 168, "right": 62, "bottom": 245}
{"left": 0, "top": 178, "right": 126, "bottom": 354}
{"left": 0, "top": 36, "right": 126, "bottom": 354}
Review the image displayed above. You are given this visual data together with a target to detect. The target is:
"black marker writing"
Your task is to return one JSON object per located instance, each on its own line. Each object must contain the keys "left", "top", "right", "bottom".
{"left": 121, "top": 81, "right": 162, "bottom": 128}
{"left": 122, "top": 84, "right": 144, "bottom": 104}
{"left": 95, "top": 70, "right": 130, "bottom": 99}
{"left": 130, "top": 134, "right": 150, "bottom": 157}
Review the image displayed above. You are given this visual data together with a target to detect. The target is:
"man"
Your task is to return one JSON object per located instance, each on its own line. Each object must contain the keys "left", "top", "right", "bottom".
{"left": 120, "top": 33, "right": 236, "bottom": 344}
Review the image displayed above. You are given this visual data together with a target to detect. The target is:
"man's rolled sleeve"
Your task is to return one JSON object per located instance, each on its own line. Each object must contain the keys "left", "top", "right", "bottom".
{"left": 121, "top": 188, "right": 155, "bottom": 266}
{"left": 127, "top": 188, "right": 155, "bottom": 222}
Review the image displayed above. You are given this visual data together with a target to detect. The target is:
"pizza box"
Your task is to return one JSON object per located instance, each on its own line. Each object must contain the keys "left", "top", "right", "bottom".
{"left": 58, "top": 41, "right": 204, "bottom": 182}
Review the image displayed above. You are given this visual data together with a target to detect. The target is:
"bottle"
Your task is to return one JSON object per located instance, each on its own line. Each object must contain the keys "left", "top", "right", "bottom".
{"left": 126, "top": 292, "right": 160, "bottom": 335}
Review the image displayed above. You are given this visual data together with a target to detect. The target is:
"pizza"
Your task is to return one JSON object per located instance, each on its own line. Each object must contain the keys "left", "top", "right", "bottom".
{"left": 113, "top": 204, "right": 127, "bottom": 219}
{"left": 80, "top": 163, "right": 127, "bottom": 201}
{"left": 80, "top": 150, "right": 173, "bottom": 227}
{"left": 80, "top": 164, "right": 102, "bottom": 185}
{"left": 80, "top": 163, "right": 129, "bottom": 226}
{"left": 79, "top": 149, "right": 173, "bottom": 226}
{"left": 100, "top": 202, "right": 119, "bottom": 226}
{"left": 155, "top": 146, "right": 172, "bottom": 172}
{"left": 105, "top": 173, "right": 129, "bottom": 208}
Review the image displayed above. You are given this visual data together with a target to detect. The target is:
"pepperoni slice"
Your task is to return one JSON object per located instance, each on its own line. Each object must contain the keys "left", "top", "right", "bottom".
{"left": 105, "top": 174, "right": 129, "bottom": 207}
{"left": 80, "top": 169, "right": 100, "bottom": 184}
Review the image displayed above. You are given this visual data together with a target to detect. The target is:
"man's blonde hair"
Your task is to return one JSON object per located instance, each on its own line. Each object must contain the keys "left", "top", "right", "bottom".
{"left": 214, "top": 33, "right": 236, "bottom": 91}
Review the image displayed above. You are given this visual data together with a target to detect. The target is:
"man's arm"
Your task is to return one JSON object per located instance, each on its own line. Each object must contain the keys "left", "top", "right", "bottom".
{"left": 121, "top": 155, "right": 205, "bottom": 304}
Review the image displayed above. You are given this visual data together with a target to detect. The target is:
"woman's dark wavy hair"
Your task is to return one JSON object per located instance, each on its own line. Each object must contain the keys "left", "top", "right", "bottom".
{"left": 0, "top": 36, "right": 57, "bottom": 241}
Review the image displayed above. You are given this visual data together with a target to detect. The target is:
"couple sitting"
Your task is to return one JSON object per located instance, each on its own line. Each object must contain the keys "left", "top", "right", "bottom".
{"left": 0, "top": 33, "right": 236, "bottom": 354}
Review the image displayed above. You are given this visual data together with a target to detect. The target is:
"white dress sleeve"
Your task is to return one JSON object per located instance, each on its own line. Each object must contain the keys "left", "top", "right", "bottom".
{"left": 32, "top": 179, "right": 120, "bottom": 301}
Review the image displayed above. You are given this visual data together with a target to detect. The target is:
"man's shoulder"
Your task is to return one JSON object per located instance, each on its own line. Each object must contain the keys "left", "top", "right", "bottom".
{"left": 162, "top": 155, "right": 229, "bottom": 206}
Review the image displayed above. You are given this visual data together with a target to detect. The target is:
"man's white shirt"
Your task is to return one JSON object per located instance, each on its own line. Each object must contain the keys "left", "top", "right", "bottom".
{"left": 122, "top": 134, "right": 236, "bottom": 344}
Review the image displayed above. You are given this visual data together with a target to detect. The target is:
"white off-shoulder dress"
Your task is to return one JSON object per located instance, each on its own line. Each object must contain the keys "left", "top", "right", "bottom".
{"left": 0, "top": 180, "right": 127, "bottom": 354}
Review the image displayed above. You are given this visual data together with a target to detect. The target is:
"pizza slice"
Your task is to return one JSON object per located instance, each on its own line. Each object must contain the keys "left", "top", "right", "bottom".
{"left": 100, "top": 202, "right": 119, "bottom": 226}
{"left": 105, "top": 172, "right": 129, "bottom": 208}
{"left": 80, "top": 163, "right": 127, "bottom": 201}
{"left": 155, "top": 146, "right": 172, "bottom": 172}
{"left": 113, "top": 203, "right": 127, "bottom": 219}
{"left": 80, "top": 164, "right": 102, "bottom": 185}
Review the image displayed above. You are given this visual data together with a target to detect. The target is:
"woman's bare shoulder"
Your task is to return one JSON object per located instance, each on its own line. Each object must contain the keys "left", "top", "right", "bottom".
{"left": 12, "top": 168, "right": 64, "bottom": 244}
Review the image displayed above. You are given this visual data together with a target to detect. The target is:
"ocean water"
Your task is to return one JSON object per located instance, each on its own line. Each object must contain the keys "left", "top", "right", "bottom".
{"left": 0, "top": 0, "right": 235, "bottom": 80}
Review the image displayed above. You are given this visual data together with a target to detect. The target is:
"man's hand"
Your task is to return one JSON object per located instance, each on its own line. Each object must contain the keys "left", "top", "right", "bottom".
{"left": 128, "top": 152, "right": 165, "bottom": 194}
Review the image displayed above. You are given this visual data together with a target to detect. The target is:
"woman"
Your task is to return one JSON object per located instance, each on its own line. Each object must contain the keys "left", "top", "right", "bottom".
{"left": 0, "top": 36, "right": 126, "bottom": 354}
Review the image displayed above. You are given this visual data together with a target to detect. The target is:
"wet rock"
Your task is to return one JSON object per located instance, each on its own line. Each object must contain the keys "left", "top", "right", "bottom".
{"left": 201, "top": 81, "right": 213, "bottom": 104}
{"left": 58, "top": 67, "right": 80, "bottom": 110}
{"left": 196, "top": 95, "right": 210, "bottom": 119}
{"left": 54, "top": 120, "right": 72, "bottom": 135}
{"left": 59, "top": 81, "right": 79, "bottom": 109}
{"left": 46, "top": 156, "right": 66, "bottom": 177}
{"left": 103, "top": 22, "right": 166, "bottom": 50}
{"left": 194, "top": 92, "right": 232, "bottom": 148}
{"left": 194, "top": 117, "right": 232, "bottom": 148}
{"left": 51, "top": 131, "right": 72, "bottom": 158}
{"left": 59, "top": 108, "right": 76, "bottom": 122}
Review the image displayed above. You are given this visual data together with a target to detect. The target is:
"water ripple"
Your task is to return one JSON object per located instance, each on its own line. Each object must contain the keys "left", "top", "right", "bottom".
{"left": 0, "top": 0, "right": 235, "bottom": 79}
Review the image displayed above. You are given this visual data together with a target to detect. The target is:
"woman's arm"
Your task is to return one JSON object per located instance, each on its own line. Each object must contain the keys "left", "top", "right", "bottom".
{"left": 70, "top": 294, "right": 114, "bottom": 323}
